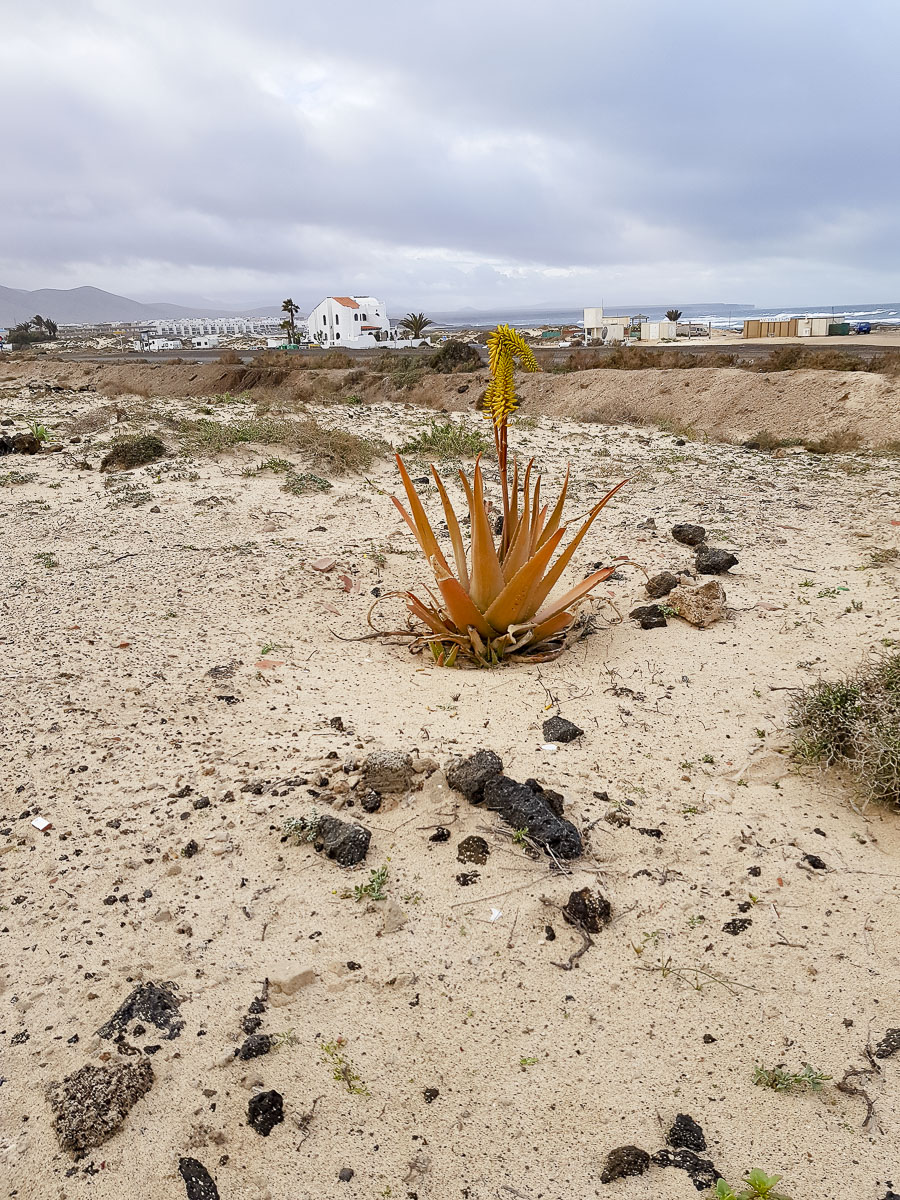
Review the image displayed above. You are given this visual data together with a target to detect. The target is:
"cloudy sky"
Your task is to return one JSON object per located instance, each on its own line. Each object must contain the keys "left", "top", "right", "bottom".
{"left": 2, "top": 0, "right": 898, "bottom": 311}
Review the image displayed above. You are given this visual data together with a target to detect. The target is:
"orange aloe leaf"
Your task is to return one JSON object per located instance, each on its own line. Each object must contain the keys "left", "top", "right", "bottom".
{"left": 390, "top": 495, "right": 421, "bottom": 544}
{"left": 531, "top": 504, "right": 549, "bottom": 548}
{"left": 528, "top": 608, "right": 576, "bottom": 645}
{"left": 501, "top": 467, "right": 536, "bottom": 581}
{"left": 459, "top": 459, "right": 506, "bottom": 612}
{"left": 484, "top": 526, "right": 567, "bottom": 630}
{"left": 535, "top": 465, "right": 570, "bottom": 550}
{"left": 394, "top": 454, "right": 451, "bottom": 576}
{"left": 532, "top": 565, "right": 620, "bottom": 626}
{"left": 529, "top": 472, "right": 542, "bottom": 551}
{"left": 503, "top": 456, "right": 521, "bottom": 554}
{"left": 404, "top": 593, "right": 453, "bottom": 637}
{"left": 436, "top": 573, "right": 494, "bottom": 638}
{"left": 430, "top": 467, "right": 469, "bottom": 591}
{"left": 530, "top": 479, "right": 627, "bottom": 611}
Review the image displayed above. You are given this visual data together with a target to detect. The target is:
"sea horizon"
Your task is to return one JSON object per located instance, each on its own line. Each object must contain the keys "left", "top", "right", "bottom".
{"left": 425, "top": 300, "right": 900, "bottom": 331}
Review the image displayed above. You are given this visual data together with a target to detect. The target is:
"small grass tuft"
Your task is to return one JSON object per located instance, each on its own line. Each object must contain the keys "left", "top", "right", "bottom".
{"left": 401, "top": 419, "right": 494, "bottom": 460}
{"left": 753, "top": 1063, "right": 831, "bottom": 1093}
{"left": 321, "top": 1038, "right": 369, "bottom": 1095}
{"left": 863, "top": 546, "right": 899, "bottom": 569}
{"left": 281, "top": 471, "right": 332, "bottom": 495}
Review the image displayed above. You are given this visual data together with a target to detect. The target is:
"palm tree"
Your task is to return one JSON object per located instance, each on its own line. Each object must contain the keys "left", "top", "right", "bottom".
{"left": 399, "top": 312, "right": 433, "bottom": 339}
{"left": 665, "top": 309, "right": 683, "bottom": 322}
{"left": 281, "top": 298, "right": 300, "bottom": 344}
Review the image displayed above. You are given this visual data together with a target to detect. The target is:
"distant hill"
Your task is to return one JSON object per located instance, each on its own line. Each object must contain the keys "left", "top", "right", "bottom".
{"left": 0, "top": 284, "right": 283, "bottom": 326}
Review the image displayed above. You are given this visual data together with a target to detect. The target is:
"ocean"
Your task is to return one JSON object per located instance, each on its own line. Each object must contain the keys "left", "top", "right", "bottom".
{"left": 430, "top": 302, "right": 900, "bottom": 331}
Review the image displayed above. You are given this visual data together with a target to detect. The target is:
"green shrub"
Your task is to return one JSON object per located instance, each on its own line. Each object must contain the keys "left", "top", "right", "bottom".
{"left": 100, "top": 434, "right": 167, "bottom": 472}
{"left": 430, "top": 339, "right": 482, "bottom": 373}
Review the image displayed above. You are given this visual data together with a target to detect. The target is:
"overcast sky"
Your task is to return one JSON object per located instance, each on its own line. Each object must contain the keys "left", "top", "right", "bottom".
{"left": 2, "top": 0, "right": 898, "bottom": 311}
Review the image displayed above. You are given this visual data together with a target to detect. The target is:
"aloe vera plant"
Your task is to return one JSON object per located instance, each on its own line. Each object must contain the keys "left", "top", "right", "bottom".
{"left": 391, "top": 325, "right": 627, "bottom": 666}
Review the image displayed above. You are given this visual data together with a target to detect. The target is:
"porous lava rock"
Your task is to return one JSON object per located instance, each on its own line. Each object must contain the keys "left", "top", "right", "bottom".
{"left": 666, "top": 1113, "right": 707, "bottom": 1152}
{"left": 645, "top": 570, "right": 680, "bottom": 598}
{"left": 47, "top": 1059, "right": 154, "bottom": 1158}
{"left": 629, "top": 604, "right": 667, "bottom": 629}
{"left": 542, "top": 716, "right": 584, "bottom": 744}
{"left": 178, "top": 1157, "right": 220, "bottom": 1200}
{"left": 445, "top": 749, "right": 504, "bottom": 804}
{"left": 12, "top": 431, "right": 41, "bottom": 455}
{"left": 481, "top": 775, "right": 582, "bottom": 858}
{"left": 235, "top": 1033, "right": 271, "bottom": 1060}
{"left": 562, "top": 887, "right": 611, "bottom": 933}
{"left": 446, "top": 751, "right": 581, "bottom": 858}
{"left": 671, "top": 523, "right": 706, "bottom": 546}
{"left": 874, "top": 1028, "right": 900, "bottom": 1059}
{"left": 247, "top": 1089, "right": 284, "bottom": 1136}
{"left": 600, "top": 1145, "right": 651, "bottom": 1183}
{"left": 97, "top": 980, "right": 184, "bottom": 1041}
{"left": 457, "top": 836, "right": 490, "bottom": 865}
{"left": 695, "top": 546, "right": 738, "bottom": 575}
{"left": 652, "top": 1147, "right": 720, "bottom": 1191}
{"left": 310, "top": 813, "right": 371, "bottom": 866}
{"left": 722, "top": 917, "right": 752, "bottom": 936}
{"left": 666, "top": 580, "right": 727, "bottom": 628}
{"left": 360, "top": 750, "right": 414, "bottom": 794}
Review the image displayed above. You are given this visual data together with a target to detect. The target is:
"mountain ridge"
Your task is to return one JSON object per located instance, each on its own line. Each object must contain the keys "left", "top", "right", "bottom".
{"left": 0, "top": 284, "right": 282, "bottom": 325}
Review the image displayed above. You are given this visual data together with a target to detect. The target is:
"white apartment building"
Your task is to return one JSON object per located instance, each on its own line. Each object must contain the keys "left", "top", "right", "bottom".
{"left": 151, "top": 316, "right": 282, "bottom": 337}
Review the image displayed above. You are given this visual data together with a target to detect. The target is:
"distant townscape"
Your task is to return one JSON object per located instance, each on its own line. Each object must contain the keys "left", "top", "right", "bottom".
{"left": 0, "top": 288, "right": 889, "bottom": 355}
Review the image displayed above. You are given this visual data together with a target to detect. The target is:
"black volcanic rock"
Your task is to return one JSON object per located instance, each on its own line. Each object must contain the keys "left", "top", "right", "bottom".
{"left": 247, "top": 1089, "right": 284, "bottom": 1137}
{"left": 672, "top": 523, "right": 706, "bottom": 546}
{"left": 446, "top": 749, "right": 504, "bottom": 804}
{"left": 481, "top": 775, "right": 582, "bottom": 858}
{"left": 600, "top": 1145, "right": 650, "bottom": 1183}
{"left": 562, "top": 887, "right": 611, "bottom": 933}
{"left": 178, "top": 1158, "right": 220, "bottom": 1200}
{"left": 666, "top": 1113, "right": 707, "bottom": 1152}
{"left": 695, "top": 546, "right": 738, "bottom": 575}
{"left": 542, "top": 716, "right": 584, "bottom": 744}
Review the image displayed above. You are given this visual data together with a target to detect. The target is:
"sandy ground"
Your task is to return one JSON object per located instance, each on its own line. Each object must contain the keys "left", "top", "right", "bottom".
{"left": 1, "top": 369, "right": 900, "bottom": 1200}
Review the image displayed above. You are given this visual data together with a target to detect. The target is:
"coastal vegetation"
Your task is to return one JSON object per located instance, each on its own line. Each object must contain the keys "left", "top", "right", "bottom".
{"left": 9, "top": 314, "right": 59, "bottom": 347}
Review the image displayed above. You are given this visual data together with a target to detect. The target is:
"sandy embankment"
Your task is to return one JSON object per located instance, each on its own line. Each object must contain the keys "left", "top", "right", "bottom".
{"left": 4, "top": 356, "right": 898, "bottom": 448}
{"left": 0, "top": 366, "right": 899, "bottom": 1199}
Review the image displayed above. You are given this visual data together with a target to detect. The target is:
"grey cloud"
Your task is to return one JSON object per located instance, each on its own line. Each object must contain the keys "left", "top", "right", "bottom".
{"left": 1, "top": 0, "right": 899, "bottom": 308}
